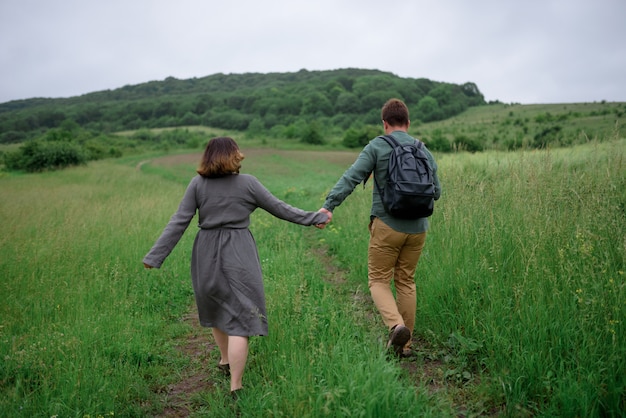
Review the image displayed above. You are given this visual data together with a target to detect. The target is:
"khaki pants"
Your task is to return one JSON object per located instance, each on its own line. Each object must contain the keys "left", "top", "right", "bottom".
{"left": 368, "top": 217, "right": 426, "bottom": 346}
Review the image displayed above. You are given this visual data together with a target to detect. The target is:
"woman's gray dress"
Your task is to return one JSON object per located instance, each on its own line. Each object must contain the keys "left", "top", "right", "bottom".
{"left": 143, "top": 174, "right": 327, "bottom": 337}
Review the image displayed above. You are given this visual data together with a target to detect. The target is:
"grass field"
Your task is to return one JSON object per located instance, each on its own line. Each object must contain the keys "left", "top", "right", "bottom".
{"left": 1, "top": 136, "right": 624, "bottom": 417}
{"left": 415, "top": 102, "right": 624, "bottom": 151}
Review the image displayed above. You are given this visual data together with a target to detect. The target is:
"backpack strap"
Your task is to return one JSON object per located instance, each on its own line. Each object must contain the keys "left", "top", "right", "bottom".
{"left": 380, "top": 134, "right": 402, "bottom": 149}
{"left": 370, "top": 135, "right": 394, "bottom": 193}
{"left": 363, "top": 135, "right": 394, "bottom": 188}
{"left": 385, "top": 134, "right": 422, "bottom": 150}
{"left": 363, "top": 135, "right": 419, "bottom": 188}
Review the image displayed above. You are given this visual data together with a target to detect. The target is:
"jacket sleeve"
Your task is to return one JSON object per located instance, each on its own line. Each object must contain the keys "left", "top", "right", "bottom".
{"left": 143, "top": 178, "right": 198, "bottom": 268}
{"left": 250, "top": 177, "right": 329, "bottom": 226}
{"left": 323, "top": 143, "right": 377, "bottom": 211}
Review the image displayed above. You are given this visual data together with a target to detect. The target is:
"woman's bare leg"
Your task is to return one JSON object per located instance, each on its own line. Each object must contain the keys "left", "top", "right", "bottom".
{"left": 228, "top": 336, "right": 249, "bottom": 391}
{"left": 211, "top": 327, "right": 229, "bottom": 366}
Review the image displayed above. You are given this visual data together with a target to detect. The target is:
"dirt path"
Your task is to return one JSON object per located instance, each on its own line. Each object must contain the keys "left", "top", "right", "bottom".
{"left": 156, "top": 310, "right": 217, "bottom": 417}
{"left": 146, "top": 152, "right": 499, "bottom": 416}
{"left": 155, "top": 246, "right": 464, "bottom": 417}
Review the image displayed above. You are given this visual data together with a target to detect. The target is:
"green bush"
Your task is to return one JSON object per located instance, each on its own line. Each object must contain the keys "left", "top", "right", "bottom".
{"left": 205, "top": 111, "right": 251, "bottom": 130}
{"left": 417, "top": 96, "right": 442, "bottom": 122}
{"left": 453, "top": 134, "right": 483, "bottom": 152}
{"left": 4, "top": 140, "right": 87, "bottom": 172}
{"left": 300, "top": 121, "right": 324, "bottom": 145}
{"left": 423, "top": 128, "right": 452, "bottom": 152}
{"left": 342, "top": 125, "right": 381, "bottom": 148}
{"left": 0, "top": 130, "right": 28, "bottom": 144}
{"left": 533, "top": 125, "right": 563, "bottom": 148}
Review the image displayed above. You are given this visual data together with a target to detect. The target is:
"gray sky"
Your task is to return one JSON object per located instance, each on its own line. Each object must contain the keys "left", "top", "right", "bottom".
{"left": 1, "top": 0, "right": 625, "bottom": 104}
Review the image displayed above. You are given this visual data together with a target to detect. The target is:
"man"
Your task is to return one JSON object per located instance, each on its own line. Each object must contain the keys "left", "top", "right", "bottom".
{"left": 320, "top": 98, "right": 441, "bottom": 357}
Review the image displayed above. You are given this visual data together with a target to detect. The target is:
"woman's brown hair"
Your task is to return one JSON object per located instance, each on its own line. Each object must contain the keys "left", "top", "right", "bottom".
{"left": 197, "top": 137, "right": 245, "bottom": 178}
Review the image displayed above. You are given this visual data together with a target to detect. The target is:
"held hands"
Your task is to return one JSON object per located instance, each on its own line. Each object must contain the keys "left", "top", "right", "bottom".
{"left": 315, "top": 208, "right": 333, "bottom": 229}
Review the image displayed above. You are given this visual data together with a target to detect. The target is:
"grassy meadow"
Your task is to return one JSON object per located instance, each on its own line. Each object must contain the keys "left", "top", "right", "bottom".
{"left": 415, "top": 102, "right": 624, "bottom": 151}
{"left": 1, "top": 135, "right": 624, "bottom": 416}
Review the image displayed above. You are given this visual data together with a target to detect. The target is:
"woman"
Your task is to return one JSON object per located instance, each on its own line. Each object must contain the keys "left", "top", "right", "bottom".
{"left": 143, "top": 137, "right": 330, "bottom": 397}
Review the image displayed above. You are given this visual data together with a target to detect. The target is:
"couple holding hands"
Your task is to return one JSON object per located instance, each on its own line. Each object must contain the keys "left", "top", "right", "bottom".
{"left": 142, "top": 99, "right": 441, "bottom": 397}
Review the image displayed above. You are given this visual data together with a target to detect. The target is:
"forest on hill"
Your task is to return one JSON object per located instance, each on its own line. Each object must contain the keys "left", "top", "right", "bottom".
{"left": 2, "top": 68, "right": 623, "bottom": 173}
{"left": 0, "top": 68, "right": 485, "bottom": 144}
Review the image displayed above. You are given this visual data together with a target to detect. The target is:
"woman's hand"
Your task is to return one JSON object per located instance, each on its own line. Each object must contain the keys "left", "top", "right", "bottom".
{"left": 315, "top": 208, "right": 333, "bottom": 229}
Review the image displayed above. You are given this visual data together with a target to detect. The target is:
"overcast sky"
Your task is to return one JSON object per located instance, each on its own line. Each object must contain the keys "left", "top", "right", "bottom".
{"left": 1, "top": 0, "right": 625, "bottom": 105}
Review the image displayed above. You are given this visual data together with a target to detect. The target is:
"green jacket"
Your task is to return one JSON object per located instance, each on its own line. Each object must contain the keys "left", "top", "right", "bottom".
{"left": 323, "top": 130, "right": 441, "bottom": 234}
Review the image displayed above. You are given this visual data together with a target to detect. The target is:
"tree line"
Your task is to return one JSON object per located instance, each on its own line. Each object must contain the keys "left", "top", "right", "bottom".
{"left": 0, "top": 68, "right": 485, "bottom": 145}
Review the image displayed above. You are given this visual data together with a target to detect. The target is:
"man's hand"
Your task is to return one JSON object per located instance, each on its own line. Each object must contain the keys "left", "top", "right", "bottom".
{"left": 315, "top": 208, "right": 333, "bottom": 229}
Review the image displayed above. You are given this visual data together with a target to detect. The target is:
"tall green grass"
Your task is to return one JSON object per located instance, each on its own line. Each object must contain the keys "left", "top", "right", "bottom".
{"left": 0, "top": 163, "right": 196, "bottom": 416}
{"left": 134, "top": 151, "right": 450, "bottom": 416}
{"left": 202, "top": 214, "right": 446, "bottom": 416}
{"left": 415, "top": 102, "right": 624, "bottom": 150}
{"left": 0, "top": 151, "right": 448, "bottom": 417}
{"left": 1, "top": 138, "right": 624, "bottom": 416}
{"left": 323, "top": 139, "right": 626, "bottom": 416}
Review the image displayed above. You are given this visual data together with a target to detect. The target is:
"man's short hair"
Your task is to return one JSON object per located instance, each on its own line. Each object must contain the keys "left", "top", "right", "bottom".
{"left": 381, "top": 99, "right": 409, "bottom": 126}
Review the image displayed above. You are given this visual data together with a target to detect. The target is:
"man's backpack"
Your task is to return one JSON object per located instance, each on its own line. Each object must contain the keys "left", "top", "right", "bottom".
{"left": 373, "top": 135, "right": 436, "bottom": 219}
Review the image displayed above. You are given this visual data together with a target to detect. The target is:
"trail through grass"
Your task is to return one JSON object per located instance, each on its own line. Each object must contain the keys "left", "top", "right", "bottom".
{"left": 1, "top": 138, "right": 624, "bottom": 417}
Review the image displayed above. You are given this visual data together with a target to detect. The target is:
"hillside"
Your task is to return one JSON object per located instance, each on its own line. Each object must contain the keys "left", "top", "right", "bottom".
{"left": 0, "top": 68, "right": 484, "bottom": 143}
{"left": 416, "top": 102, "right": 625, "bottom": 151}
{"left": 1, "top": 69, "right": 624, "bottom": 173}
